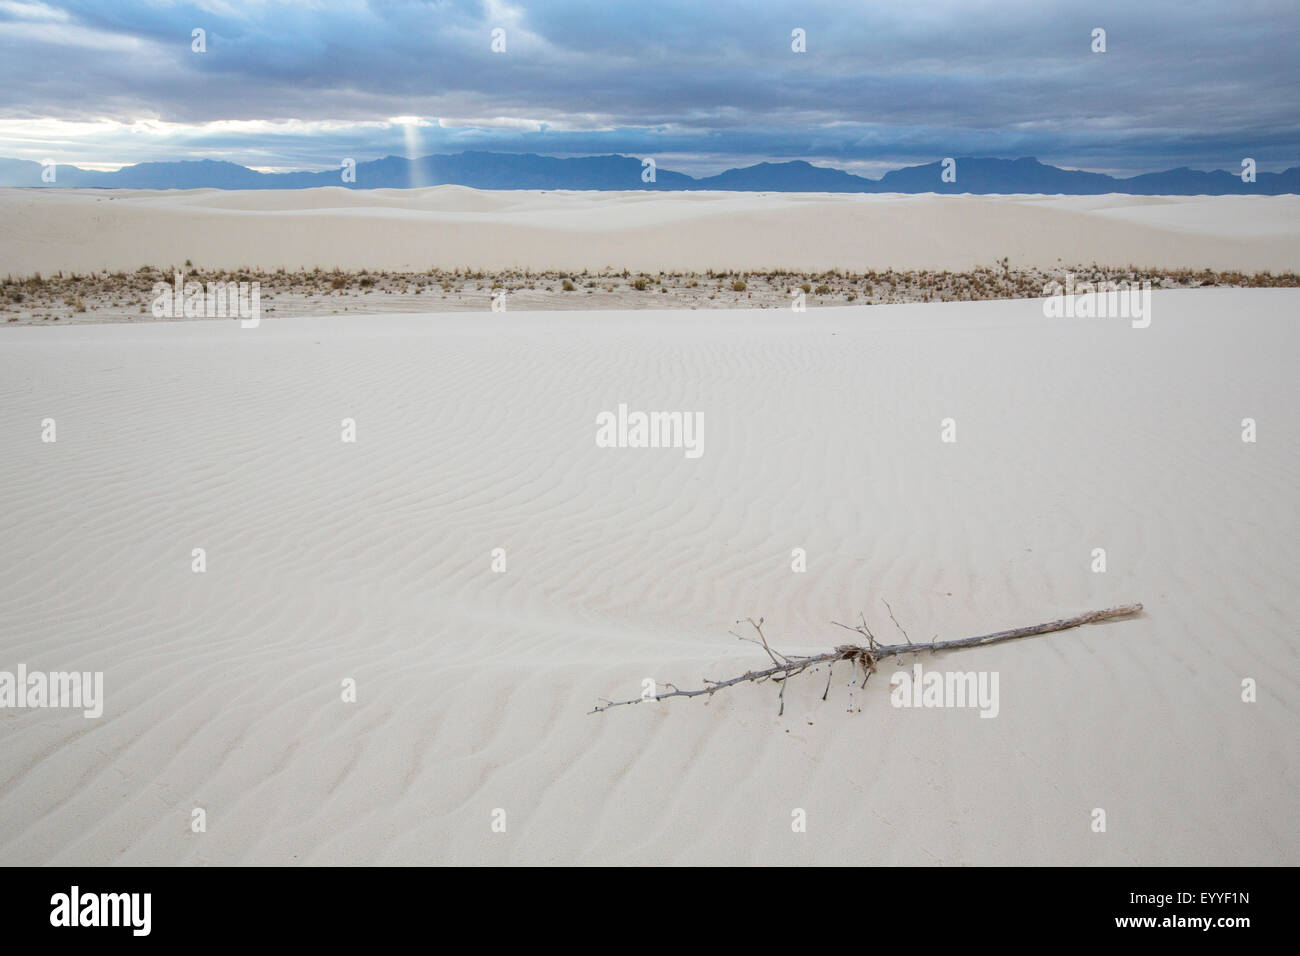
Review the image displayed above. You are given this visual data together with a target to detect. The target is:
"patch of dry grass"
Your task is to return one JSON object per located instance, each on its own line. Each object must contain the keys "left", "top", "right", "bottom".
{"left": 1, "top": 262, "right": 1296, "bottom": 325}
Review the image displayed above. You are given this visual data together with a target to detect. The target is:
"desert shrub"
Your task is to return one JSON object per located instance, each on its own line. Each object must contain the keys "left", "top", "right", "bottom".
{"left": 732, "top": 280, "right": 747, "bottom": 292}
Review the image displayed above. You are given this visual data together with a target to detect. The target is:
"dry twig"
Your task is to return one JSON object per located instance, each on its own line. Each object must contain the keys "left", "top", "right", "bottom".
{"left": 591, "top": 603, "right": 1142, "bottom": 714}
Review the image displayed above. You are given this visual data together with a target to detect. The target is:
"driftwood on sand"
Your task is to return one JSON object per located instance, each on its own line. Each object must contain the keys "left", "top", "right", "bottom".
{"left": 591, "top": 603, "right": 1143, "bottom": 715}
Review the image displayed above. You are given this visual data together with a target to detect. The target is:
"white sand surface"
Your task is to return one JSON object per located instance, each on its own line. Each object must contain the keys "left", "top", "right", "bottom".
{"left": 1, "top": 291, "right": 1296, "bottom": 864}
{"left": 3, "top": 187, "right": 1299, "bottom": 275}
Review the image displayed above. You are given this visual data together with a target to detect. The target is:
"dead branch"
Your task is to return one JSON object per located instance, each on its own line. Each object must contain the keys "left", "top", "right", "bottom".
{"left": 590, "top": 603, "right": 1142, "bottom": 714}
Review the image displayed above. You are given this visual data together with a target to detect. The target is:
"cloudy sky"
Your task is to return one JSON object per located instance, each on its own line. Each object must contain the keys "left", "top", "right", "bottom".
{"left": 0, "top": 0, "right": 1296, "bottom": 176}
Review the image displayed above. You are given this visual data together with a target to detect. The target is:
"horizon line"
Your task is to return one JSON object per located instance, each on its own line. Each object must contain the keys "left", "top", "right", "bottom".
{"left": 6, "top": 151, "right": 1299, "bottom": 183}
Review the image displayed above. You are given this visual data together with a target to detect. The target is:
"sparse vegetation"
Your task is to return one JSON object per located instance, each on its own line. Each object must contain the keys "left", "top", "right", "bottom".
{"left": 1, "top": 263, "right": 1295, "bottom": 325}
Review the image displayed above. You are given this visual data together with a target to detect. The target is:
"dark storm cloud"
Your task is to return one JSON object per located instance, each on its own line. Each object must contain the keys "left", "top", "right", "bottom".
{"left": 0, "top": 0, "right": 1295, "bottom": 173}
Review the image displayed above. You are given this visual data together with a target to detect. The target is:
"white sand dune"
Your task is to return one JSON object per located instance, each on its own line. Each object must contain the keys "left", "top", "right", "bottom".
{"left": 1, "top": 291, "right": 1296, "bottom": 865}
{"left": 3, "top": 187, "right": 1299, "bottom": 275}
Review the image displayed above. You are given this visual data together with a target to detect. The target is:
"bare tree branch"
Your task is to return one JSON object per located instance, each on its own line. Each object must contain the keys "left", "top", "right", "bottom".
{"left": 590, "top": 603, "right": 1142, "bottom": 714}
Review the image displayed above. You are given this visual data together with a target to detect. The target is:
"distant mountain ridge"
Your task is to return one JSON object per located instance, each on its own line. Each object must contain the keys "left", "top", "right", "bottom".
{"left": 1, "top": 152, "right": 1296, "bottom": 195}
